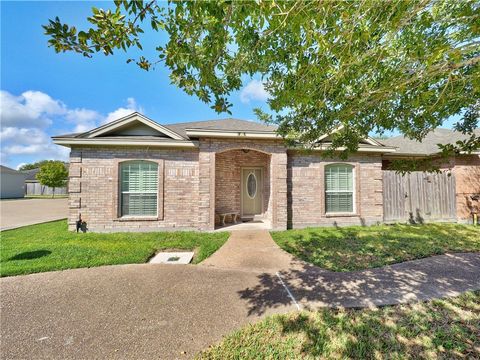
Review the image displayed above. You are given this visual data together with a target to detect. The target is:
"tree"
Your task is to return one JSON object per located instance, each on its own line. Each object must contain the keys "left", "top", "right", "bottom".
{"left": 43, "top": 0, "right": 479, "bottom": 166}
{"left": 19, "top": 160, "right": 53, "bottom": 171}
{"left": 36, "top": 161, "right": 68, "bottom": 198}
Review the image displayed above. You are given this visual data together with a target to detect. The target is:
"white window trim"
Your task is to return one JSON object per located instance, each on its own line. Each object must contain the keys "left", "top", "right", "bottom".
{"left": 120, "top": 161, "right": 159, "bottom": 218}
{"left": 324, "top": 164, "right": 356, "bottom": 215}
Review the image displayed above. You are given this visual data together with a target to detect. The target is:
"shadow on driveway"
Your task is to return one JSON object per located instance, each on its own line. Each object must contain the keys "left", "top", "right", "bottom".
{"left": 238, "top": 252, "right": 480, "bottom": 315}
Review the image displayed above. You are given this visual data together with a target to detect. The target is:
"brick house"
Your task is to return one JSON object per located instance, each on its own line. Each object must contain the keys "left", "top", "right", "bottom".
{"left": 53, "top": 113, "right": 479, "bottom": 232}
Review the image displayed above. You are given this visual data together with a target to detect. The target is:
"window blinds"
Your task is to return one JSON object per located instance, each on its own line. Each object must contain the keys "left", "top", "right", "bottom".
{"left": 120, "top": 161, "right": 158, "bottom": 216}
{"left": 325, "top": 164, "right": 354, "bottom": 213}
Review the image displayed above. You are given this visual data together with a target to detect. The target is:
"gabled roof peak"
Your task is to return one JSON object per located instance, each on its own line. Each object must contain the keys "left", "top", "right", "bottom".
{"left": 79, "top": 112, "right": 185, "bottom": 140}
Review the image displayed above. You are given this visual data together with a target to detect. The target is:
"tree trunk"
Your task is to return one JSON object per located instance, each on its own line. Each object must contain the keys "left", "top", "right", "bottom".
{"left": 52, "top": 187, "right": 55, "bottom": 198}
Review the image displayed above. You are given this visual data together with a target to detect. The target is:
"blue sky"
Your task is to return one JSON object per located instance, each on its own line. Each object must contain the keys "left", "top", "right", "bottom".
{"left": 1, "top": 1, "right": 269, "bottom": 169}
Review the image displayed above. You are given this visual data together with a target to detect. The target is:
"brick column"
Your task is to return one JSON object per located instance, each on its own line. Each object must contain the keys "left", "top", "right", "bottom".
{"left": 68, "top": 149, "right": 82, "bottom": 231}
{"left": 271, "top": 151, "right": 288, "bottom": 230}
{"left": 198, "top": 144, "right": 216, "bottom": 230}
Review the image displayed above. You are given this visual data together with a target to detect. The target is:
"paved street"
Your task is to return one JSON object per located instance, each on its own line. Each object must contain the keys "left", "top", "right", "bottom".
{"left": 0, "top": 198, "right": 67, "bottom": 230}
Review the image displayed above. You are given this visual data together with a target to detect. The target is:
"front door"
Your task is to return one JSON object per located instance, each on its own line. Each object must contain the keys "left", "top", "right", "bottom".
{"left": 241, "top": 168, "right": 263, "bottom": 217}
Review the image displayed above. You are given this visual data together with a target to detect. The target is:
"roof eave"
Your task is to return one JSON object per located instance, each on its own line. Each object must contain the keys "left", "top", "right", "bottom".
{"left": 52, "top": 137, "right": 198, "bottom": 148}
{"left": 382, "top": 151, "right": 442, "bottom": 158}
{"left": 289, "top": 145, "right": 397, "bottom": 153}
{"left": 185, "top": 129, "right": 280, "bottom": 139}
{"left": 460, "top": 151, "right": 480, "bottom": 155}
{"left": 383, "top": 150, "right": 480, "bottom": 158}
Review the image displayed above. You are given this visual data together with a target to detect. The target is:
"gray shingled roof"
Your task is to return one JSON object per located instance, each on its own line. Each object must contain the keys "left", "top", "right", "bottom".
{"left": 22, "top": 168, "right": 40, "bottom": 181}
{"left": 380, "top": 128, "right": 480, "bottom": 156}
{"left": 164, "top": 118, "right": 278, "bottom": 139}
{"left": 55, "top": 117, "right": 277, "bottom": 140}
{"left": 0, "top": 165, "right": 23, "bottom": 175}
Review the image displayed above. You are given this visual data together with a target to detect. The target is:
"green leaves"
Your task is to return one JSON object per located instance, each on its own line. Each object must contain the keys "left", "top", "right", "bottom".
{"left": 43, "top": 0, "right": 161, "bottom": 59}
{"left": 36, "top": 161, "right": 68, "bottom": 190}
{"left": 18, "top": 160, "right": 54, "bottom": 171}
{"left": 44, "top": 0, "right": 480, "bottom": 160}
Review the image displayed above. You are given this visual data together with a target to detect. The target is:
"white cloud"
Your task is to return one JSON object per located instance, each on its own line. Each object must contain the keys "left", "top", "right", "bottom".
{"left": 0, "top": 127, "right": 68, "bottom": 160}
{"left": 0, "top": 90, "right": 57, "bottom": 128}
{"left": 0, "top": 140, "right": 67, "bottom": 164}
{"left": 103, "top": 97, "right": 143, "bottom": 124}
{"left": 3, "top": 144, "right": 55, "bottom": 155}
{"left": 65, "top": 108, "right": 102, "bottom": 133}
{"left": 21, "top": 90, "right": 66, "bottom": 115}
{"left": 239, "top": 79, "right": 270, "bottom": 104}
{"left": 0, "top": 90, "right": 143, "bottom": 168}
{"left": 0, "top": 127, "right": 50, "bottom": 145}
{"left": 15, "top": 162, "right": 26, "bottom": 170}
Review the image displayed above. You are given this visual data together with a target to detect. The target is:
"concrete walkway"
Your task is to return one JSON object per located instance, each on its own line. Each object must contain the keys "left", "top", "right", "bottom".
{"left": 1, "top": 230, "right": 479, "bottom": 359}
{"left": 201, "top": 230, "right": 480, "bottom": 311}
{"left": 0, "top": 198, "right": 67, "bottom": 230}
{"left": 201, "top": 230, "right": 293, "bottom": 272}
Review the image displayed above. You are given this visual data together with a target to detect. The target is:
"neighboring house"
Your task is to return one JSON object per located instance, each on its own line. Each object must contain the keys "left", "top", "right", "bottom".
{"left": 23, "top": 167, "right": 68, "bottom": 196}
{"left": 382, "top": 129, "right": 480, "bottom": 222}
{"left": 52, "top": 112, "right": 479, "bottom": 232}
{"left": 0, "top": 165, "right": 26, "bottom": 199}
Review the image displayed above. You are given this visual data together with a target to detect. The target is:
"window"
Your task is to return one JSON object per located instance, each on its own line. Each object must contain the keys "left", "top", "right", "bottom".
{"left": 325, "top": 164, "right": 354, "bottom": 213}
{"left": 120, "top": 161, "right": 158, "bottom": 217}
{"left": 247, "top": 172, "right": 257, "bottom": 198}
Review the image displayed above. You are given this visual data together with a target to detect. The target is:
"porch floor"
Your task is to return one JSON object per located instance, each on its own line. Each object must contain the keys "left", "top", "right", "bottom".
{"left": 214, "top": 219, "right": 271, "bottom": 232}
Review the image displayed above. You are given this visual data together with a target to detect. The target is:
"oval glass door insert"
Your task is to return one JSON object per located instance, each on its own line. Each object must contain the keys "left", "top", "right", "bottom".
{"left": 247, "top": 172, "right": 257, "bottom": 199}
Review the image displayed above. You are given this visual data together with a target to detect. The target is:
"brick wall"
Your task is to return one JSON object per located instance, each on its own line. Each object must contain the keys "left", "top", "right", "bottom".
{"left": 288, "top": 151, "right": 384, "bottom": 227}
{"left": 198, "top": 138, "right": 288, "bottom": 230}
{"left": 215, "top": 149, "right": 271, "bottom": 220}
{"left": 452, "top": 155, "right": 480, "bottom": 221}
{"left": 67, "top": 143, "right": 389, "bottom": 232}
{"left": 68, "top": 146, "right": 199, "bottom": 232}
{"left": 423, "top": 154, "right": 479, "bottom": 222}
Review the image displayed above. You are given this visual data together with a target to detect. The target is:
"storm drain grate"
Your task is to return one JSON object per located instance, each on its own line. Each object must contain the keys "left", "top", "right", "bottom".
{"left": 149, "top": 252, "right": 194, "bottom": 264}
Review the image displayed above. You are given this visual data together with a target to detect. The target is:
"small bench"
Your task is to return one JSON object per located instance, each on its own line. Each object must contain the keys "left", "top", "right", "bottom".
{"left": 217, "top": 212, "right": 240, "bottom": 226}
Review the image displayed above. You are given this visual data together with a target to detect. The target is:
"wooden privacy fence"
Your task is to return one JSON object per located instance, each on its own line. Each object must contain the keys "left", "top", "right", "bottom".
{"left": 383, "top": 171, "right": 456, "bottom": 223}
{"left": 25, "top": 183, "right": 67, "bottom": 196}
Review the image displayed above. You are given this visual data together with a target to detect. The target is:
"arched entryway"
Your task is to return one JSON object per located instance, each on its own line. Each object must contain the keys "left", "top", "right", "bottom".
{"left": 215, "top": 148, "right": 272, "bottom": 229}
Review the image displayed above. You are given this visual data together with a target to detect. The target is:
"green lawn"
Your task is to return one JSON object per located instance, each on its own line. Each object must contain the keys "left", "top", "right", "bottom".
{"left": 198, "top": 291, "right": 480, "bottom": 359}
{"left": 0, "top": 220, "right": 229, "bottom": 277}
{"left": 271, "top": 223, "right": 480, "bottom": 272}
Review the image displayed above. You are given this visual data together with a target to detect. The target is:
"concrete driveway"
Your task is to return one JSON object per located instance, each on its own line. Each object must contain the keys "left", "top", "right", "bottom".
{"left": 0, "top": 198, "right": 67, "bottom": 230}
{"left": 1, "top": 265, "right": 295, "bottom": 360}
{"left": 1, "top": 230, "right": 479, "bottom": 359}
